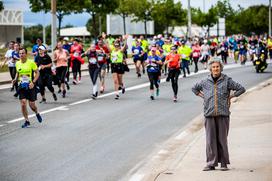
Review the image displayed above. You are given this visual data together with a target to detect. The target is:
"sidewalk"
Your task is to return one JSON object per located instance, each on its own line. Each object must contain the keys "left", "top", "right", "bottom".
{"left": 155, "top": 80, "right": 272, "bottom": 181}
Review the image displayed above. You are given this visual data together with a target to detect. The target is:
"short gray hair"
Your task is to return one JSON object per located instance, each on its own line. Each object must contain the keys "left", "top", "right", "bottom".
{"left": 208, "top": 57, "right": 224, "bottom": 72}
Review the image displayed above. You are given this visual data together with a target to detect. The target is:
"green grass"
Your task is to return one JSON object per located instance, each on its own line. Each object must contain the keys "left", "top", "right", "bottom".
{"left": 0, "top": 64, "right": 9, "bottom": 73}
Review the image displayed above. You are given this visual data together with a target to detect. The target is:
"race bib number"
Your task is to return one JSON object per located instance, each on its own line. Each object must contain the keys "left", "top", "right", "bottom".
{"left": 182, "top": 54, "right": 186, "bottom": 59}
{"left": 21, "top": 75, "right": 30, "bottom": 83}
{"left": 112, "top": 55, "right": 118, "bottom": 62}
{"left": 193, "top": 52, "right": 199, "bottom": 57}
{"left": 134, "top": 49, "right": 139, "bottom": 54}
{"left": 98, "top": 56, "right": 104, "bottom": 62}
{"left": 89, "top": 57, "right": 97, "bottom": 64}
{"left": 240, "top": 45, "right": 244, "bottom": 49}
{"left": 221, "top": 47, "right": 225, "bottom": 51}
{"left": 73, "top": 52, "right": 79, "bottom": 57}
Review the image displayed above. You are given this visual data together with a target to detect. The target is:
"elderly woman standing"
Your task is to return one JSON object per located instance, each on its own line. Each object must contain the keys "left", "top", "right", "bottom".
{"left": 192, "top": 58, "right": 245, "bottom": 171}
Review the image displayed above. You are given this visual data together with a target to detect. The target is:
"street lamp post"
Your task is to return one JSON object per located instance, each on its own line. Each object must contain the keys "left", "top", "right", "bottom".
{"left": 51, "top": 0, "right": 57, "bottom": 50}
{"left": 269, "top": 0, "right": 271, "bottom": 36}
{"left": 187, "top": 0, "right": 192, "bottom": 38}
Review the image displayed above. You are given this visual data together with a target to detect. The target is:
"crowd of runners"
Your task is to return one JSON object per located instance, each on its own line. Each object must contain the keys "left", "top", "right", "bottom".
{"left": 1, "top": 33, "right": 271, "bottom": 128}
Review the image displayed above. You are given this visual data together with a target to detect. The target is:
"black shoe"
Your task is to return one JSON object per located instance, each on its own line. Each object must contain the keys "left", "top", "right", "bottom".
{"left": 221, "top": 163, "right": 229, "bottom": 171}
{"left": 10, "top": 87, "right": 14, "bottom": 92}
{"left": 143, "top": 69, "right": 145, "bottom": 74}
{"left": 137, "top": 73, "right": 141, "bottom": 78}
{"left": 53, "top": 93, "right": 57, "bottom": 101}
{"left": 58, "top": 89, "right": 61, "bottom": 93}
{"left": 62, "top": 90, "right": 66, "bottom": 98}
{"left": 13, "top": 93, "right": 18, "bottom": 98}
{"left": 66, "top": 83, "right": 70, "bottom": 90}
{"left": 183, "top": 74, "right": 186, "bottom": 78}
{"left": 21, "top": 120, "right": 30, "bottom": 128}
{"left": 36, "top": 113, "right": 42, "bottom": 123}
{"left": 150, "top": 95, "right": 154, "bottom": 100}
{"left": 202, "top": 166, "right": 215, "bottom": 171}
{"left": 166, "top": 76, "right": 170, "bottom": 82}
{"left": 122, "top": 87, "right": 125, "bottom": 94}
{"left": 115, "top": 95, "right": 120, "bottom": 100}
{"left": 40, "top": 98, "right": 46, "bottom": 103}
{"left": 92, "top": 94, "right": 96, "bottom": 99}
{"left": 118, "top": 86, "right": 122, "bottom": 90}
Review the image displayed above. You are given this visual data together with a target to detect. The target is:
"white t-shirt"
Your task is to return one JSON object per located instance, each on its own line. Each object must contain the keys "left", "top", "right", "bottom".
{"left": 201, "top": 44, "right": 210, "bottom": 55}
{"left": 5, "top": 49, "right": 15, "bottom": 67}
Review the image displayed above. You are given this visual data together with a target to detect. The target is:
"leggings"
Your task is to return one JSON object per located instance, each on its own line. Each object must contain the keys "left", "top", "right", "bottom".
{"left": 38, "top": 74, "right": 54, "bottom": 96}
{"left": 147, "top": 72, "right": 159, "bottom": 90}
{"left": 192, "top": 57, "right": 199, "bottom": 72}
{"left": 168, "top": 68, "right": 180, "bottom": 96}
{"left": 72, "top": 59, "right": 81, "bottom": 80}
{"left": 89, "top": 65, "right": 100, "bottom": 94}
{"left": 56, "top": 66, "right": 67, "bottom": 84}
{"left": 9, "top": 67, "right": 18, "bottom": 91}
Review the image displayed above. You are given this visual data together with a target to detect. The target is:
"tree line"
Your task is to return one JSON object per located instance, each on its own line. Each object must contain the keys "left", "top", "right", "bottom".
{"left": 18, "top": 0, "right": 272, "bottom": 43}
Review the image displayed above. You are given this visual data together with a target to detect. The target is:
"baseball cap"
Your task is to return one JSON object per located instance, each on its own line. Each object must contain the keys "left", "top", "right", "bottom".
{"left": 63, "top": 37, "right": 69, "bottom": 41}
{"left": 38, "top": 46, "right": 46, "bottom": 51}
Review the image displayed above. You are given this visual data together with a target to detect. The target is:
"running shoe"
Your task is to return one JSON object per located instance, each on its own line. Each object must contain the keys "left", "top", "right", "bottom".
{"left": 115, "top": 94, "right": 120, "bottom": 100}
{"left": 58, "top": 89, "right": 61, "bottom": 93}
{"left": 36, "top": 113, "right": 42, "bottom": 123}
{"left": 173, "top": 96, "right": 177, "bottom": 102}
{"left": 137, "top": 73, "right": 141, "bottom": 78}
{"left": 156, "top": 88, "right": 160, "bottom": 97}
{"left": 150, "top": 95, "right": 154, "bottom": 100}
{"left": 40, "top": 98, "right": 46, "bottom": 103}
{"left": 122, "top": 87, "right": 125, "bottom": 94}
{"left": 53, "top": 93, "right": 57, "bottom": 101}
{"left": 21, "top": 120, "right": 30, "bottom": 128}
{"left": 13, "top": 93, "right": 18, "bottom": 98}
{"left": 66, "top": 83, "right": 70, "bottom": 90}
{"left": 100, "top": 86, "right": 104, "bottom": 94}
{"left": 62, "top": 90, "right": 66, "bottom": 98}
{"left": 73, "top": 79, "right": 77, "bottom": 85}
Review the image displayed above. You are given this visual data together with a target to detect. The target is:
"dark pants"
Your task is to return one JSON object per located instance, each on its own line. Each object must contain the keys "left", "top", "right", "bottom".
{"left": 147, "top": 72, "right": 159, "bottom": 90}
{"left": 9, "top": 67, "right": 18, "bottom": 91}
{"left": 221, "top": 52, "right": 228, "bottom": 64}
{"left": 192, "top": 57, "right": 199, "bottom": 73}
{"left": 66, "top": 58, "right": 71, "bottom": 82}
{"left": 72, "top": 59, "right": 81, "bottom": 80}
{"left": 204, "top": 116, "right": 230, "bottom": 167}
{"left": 168, "top": 68, "right": 180, "bottom": 96}
{"left": 56, "top": 66, "right": 67, "bottom": 84}
{"left": 88, "top": 65, "right": 100, "bottom": 85}
{"left": 38, "top": 74, "right": 55, "bottom": 96}
{"left": 181, "top": 59, "right": 190, "bottom": 76}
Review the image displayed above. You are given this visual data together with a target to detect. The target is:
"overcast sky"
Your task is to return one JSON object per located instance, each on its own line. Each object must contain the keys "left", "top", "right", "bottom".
{"left": 2, "top": 0, "right": 270, "bottom": 27}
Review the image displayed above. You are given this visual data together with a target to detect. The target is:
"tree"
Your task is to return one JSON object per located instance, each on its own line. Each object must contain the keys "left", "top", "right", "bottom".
{"left": 84, "top": 0, "right": 118, "bottom": 37}
{"left": 0, "top": 1, "right": 4, "bottom": 11}
{"left": 130, "top": 0, "right": 153, "bottom": 38}
{"left": 151, "top": 0, "right": 186, "bottom": 35}
{"left": 28, "top": 0, "right": 84, "bottom": 37}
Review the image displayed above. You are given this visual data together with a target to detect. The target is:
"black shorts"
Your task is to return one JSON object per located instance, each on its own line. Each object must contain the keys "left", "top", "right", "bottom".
{"left": 18, "top": 86, "right": 37, "bottom": 102}
{"left": 111, "top": 63, "right": 124, "bottom": 74}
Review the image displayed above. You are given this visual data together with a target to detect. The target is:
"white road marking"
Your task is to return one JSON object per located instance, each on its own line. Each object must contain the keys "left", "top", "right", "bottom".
{"left": 0, "top": 124, "right": 4, "bottom": 127}
{"left": 128, "top": 174, "right": 144, "bottom": 181}
{"left": 7, "top": 106, "right": 67, "bottom": 124}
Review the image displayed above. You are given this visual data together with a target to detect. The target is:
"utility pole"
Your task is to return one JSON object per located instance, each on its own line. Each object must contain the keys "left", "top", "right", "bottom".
{"left": 269, "top": 0, "right": 271, "bottom": 36}
{"left": 51, "top": 0, "right": 57, "bottom": 50}
{"left": 187, "top": 0, "right": 192, "bottom": 38}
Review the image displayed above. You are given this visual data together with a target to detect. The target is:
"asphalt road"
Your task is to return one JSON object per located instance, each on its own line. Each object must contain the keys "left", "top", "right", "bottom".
{"left": 0, "top": 63, "right": 271, "bottom": 181}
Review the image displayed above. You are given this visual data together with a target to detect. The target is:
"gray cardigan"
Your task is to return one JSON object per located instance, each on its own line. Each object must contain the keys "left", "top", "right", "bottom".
{"left": 192, "top": 74, "right": 246, "bottom": 117}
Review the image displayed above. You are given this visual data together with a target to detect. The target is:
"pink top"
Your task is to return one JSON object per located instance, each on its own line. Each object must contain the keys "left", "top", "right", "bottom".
{"left": 192, "top": 45, "right": 201, "bottom": 58}
{"left": 54, "top": 49, "right": 68, "bottom": 67}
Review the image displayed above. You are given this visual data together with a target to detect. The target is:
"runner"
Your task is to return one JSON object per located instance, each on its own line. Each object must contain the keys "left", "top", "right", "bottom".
{"left": 31, "top": 38, "right": 46, "bottom": 64}
{"left": 62, "top": 37, "right": 71, "bottom": 82}
{"left": 12, "top": 48, "right": 42, "bottom": 128}
{"left": 200, "top": 39, "right": 210, "bottom": 69}
{"left": 82, "top": 44, "right": 100, "bottom": 99}
{"left": 178, "top": 40, "right": 192, "bottom": 77}
{"left": 70, "top": 38, "right": 84, "bottom": 84}
{"left": 54, "top": 41, "right": 70, "bottom": 98}
{"left": 36, "top": 46, "right": 57, "bottom": 103}
{"left": 109, "top": 39, "right": 127, "bottom": 100}
{"left": 162, "top": 39, "right": 172, "bottom": 75}
{"left": 145, "top": 47, "right": 162, "bottom": 100}
{"left": 132, "top": 40, "right": 144, "bottom": 78}
{"left": 96, "top": 35, "right": 110, "bottom": 94}
{"left": 191, "top": 41, "right": 201, "bottom": 73}
{"left": 165, "top": 46, "right": 181, "bottom": 102}
{"left": 140, "top": 35, "right": 149, "bottom": 74}
{"left": 1, "top": 41, "right": 17, "bottom": 96}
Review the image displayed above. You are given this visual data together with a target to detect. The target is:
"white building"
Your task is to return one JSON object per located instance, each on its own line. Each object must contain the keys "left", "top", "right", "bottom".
{"left": 0, "top": 9, "right": 24, "bottom": 47}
